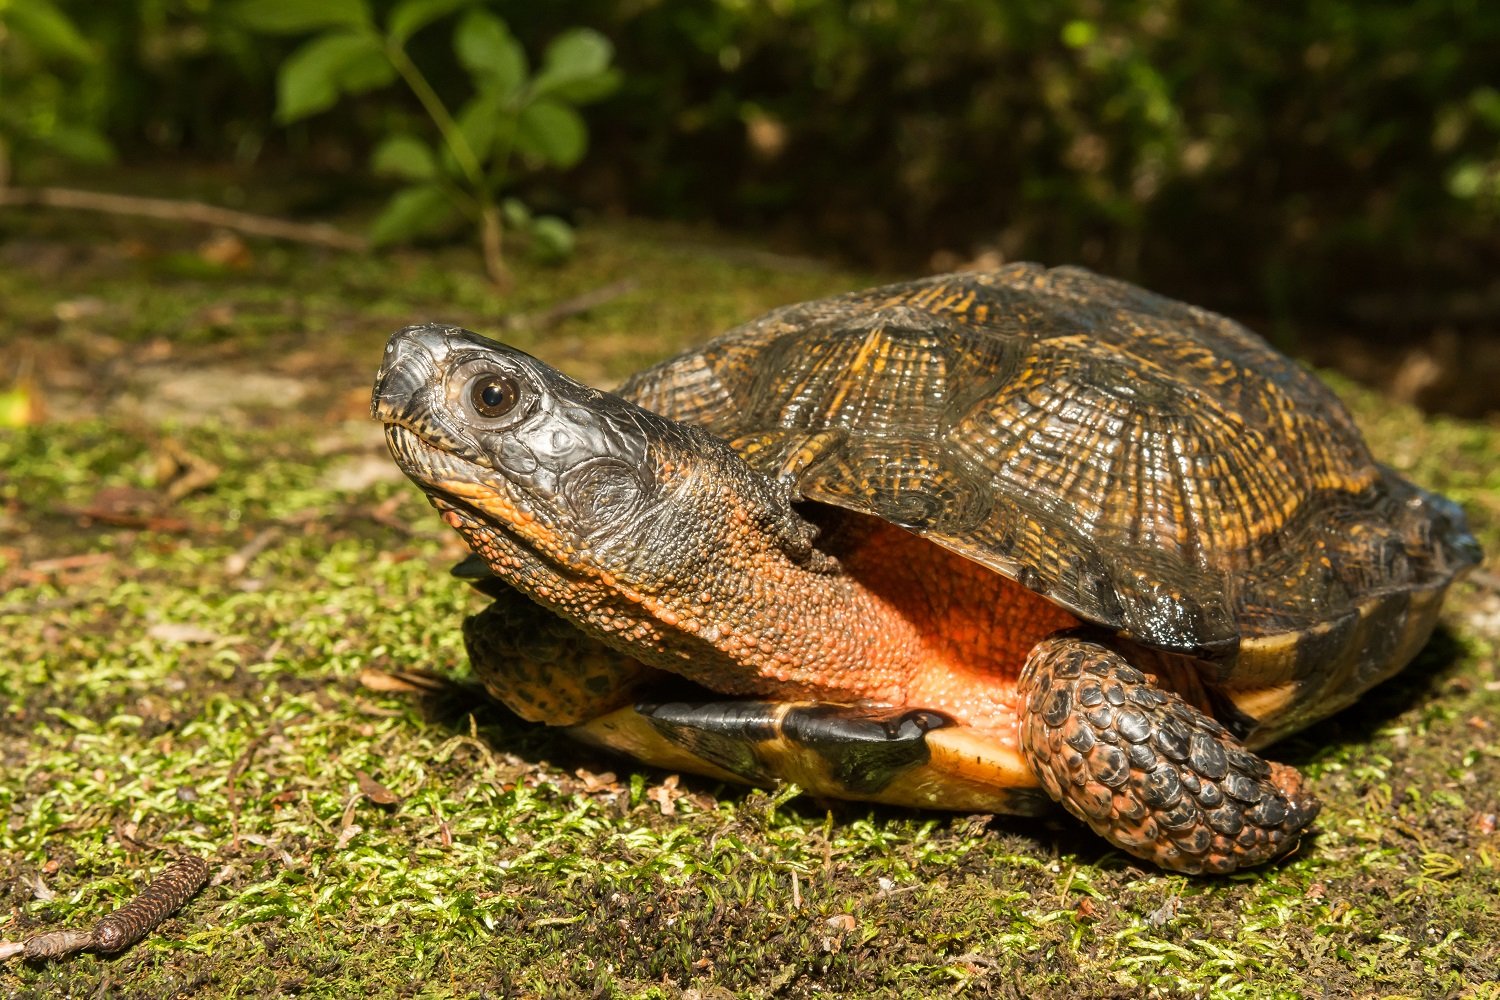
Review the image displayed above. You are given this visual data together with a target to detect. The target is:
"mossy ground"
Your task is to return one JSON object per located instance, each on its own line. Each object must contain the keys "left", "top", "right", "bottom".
{"left": 1, "top": 206, "right": 1497, "bottom": 999}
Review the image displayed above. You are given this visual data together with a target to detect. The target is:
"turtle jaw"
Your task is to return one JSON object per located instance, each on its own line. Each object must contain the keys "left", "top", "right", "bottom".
{"left": 381, "top": 418, "right": 610, "bottom": 590}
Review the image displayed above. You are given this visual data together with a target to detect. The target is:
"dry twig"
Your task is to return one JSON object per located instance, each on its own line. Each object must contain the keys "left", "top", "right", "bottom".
{"left": 0, "top": 186, "right": 366, "bottom": 251}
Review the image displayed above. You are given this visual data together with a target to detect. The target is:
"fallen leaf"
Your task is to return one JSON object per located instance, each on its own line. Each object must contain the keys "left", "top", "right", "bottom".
{"left": 154, "top": 438, "right": 221, "bottom": 503}
{"left": 19, "top": 872, "right": 55, "bottom": 902}
{"left": 360, "top": 668, "right": 430, "bottom": 693}
{"left": 0, "top": 385, "right": 41, "bottom": 427}
{"left": 148, "top": 623, "right": 221, "bottom": 645}
{"left": 357, "top": 770, "right": 400, "bottom": 806}
{"left": 198, "top": 232, "right": 251, "bottom": 269}
{"left": 576, "top": 769, "right": 619, "bottom": 794}
{"left": 647, "top": 775, "right": 681, "bottom": 815}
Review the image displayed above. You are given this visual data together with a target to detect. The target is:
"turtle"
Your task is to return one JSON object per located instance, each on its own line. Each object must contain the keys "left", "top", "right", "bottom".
{"left": 371, "top": 264, "right": 1480, "bottom": 874}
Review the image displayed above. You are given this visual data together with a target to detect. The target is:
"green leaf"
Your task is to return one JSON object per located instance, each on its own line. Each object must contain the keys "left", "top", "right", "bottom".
{"left": 1061, "top": 19, "right": 1097, "bottom": 49}
{"left": 535, "top": 28, "right": 611, "bottom": 83}
{"left": 275, "top": 32, "right": 390, "bottom": 123}
{"left": 371, "top": 135, "right": 437, "bottom": 181}
{"left": 528, "top": 216, "right": 575, "bottom": 263}
{"left": 454, "top": 9, "right": 526, "bottom": 98}
{"left": 369, "top": 184, "right": 462, "bottom": 246}
{"left": 514, "top": 99, "right": 587, "bottom": 168}
{"left": 0, "top": 387, "right": 33, "bottom": 429}
{"left": 1471, "top": 86, "right": 1500, "bottom": 128}
{"left": 500, "top": 197, "right": 531, "bottom": 230}
{"left": 538, "top": 67, "right": 620, "bottom": 105}
{"left": 228, "top": 0, "right": 372, "bottom": 34}
{"left": 443, "top": 89, "right": 506, "bottom": 177}
{"left": 530, "top": 28, "right": 614, "bottom": 100}
{"left": 338, "top": 46, "right": 397, "bottom": 95}
{"left": 3, "top": 0, "right": 93, "bottom": 62}
{"left": 1447, "top": 161, "right": 1497, "bottom": 201}
{"left": 41, "top": 124, "right": 115, "bottom": 165}
{"left": 387, "top": 0, "right": 473, "bottom": 45}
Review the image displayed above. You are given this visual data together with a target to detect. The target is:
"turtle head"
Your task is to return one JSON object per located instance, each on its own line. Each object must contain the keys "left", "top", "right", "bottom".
{"left": 372, "top": 324, "right": 817, "bottom": 605}
{"left": 373, "top": 324, "right": 667, "bottom": 573}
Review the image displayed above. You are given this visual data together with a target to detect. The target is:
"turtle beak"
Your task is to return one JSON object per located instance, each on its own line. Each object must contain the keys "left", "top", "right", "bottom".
{"left": 371, "top": 323, "right": 459, "bottom": 428}
{"left": 373, "top": 323, "right": 507, "bottom": 484}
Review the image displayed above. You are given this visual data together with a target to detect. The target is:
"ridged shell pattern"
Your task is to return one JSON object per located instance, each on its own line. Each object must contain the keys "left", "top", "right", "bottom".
{"left": 621, "top": 265, "right": 1478, "bottom": 662}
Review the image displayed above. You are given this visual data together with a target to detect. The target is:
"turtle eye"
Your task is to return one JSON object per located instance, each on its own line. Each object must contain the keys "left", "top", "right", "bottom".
{"left": 469, "top": 373, "right": 521, "bottom": 419}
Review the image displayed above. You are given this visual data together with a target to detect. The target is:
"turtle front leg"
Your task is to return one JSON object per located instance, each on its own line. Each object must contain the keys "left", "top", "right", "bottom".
{"left": 1018, "top": 634, "right": 1320, "bottom": 874}
{"left": 463, "top": 591, "right": 665, "bottom": 725}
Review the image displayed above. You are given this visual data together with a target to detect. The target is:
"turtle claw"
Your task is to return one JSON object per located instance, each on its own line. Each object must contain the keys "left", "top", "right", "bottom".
{"left": 1019, "top": 634, "right": 1321, "bottom": 874}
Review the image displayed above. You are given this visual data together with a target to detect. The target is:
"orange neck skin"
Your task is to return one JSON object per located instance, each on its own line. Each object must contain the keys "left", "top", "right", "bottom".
{"left": 642, "top": 513, "right": 1082, "bottom": 740}
{"left": 451, "top": 460, "right": 1079, "bottom": 742}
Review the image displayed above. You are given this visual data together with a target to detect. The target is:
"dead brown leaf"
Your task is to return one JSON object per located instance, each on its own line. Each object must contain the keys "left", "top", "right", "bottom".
{"left": 356, "top": 770, "right": 400, "bottom": 806}
{"left": 647, "top": 775, "right": 681, "bottom": 816}
{"left": 154, "top": 438, "right": 221, "bottom": 503}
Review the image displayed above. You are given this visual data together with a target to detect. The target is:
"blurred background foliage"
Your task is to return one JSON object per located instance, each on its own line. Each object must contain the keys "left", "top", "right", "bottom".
{"left": 2, "top": 0, "right": 1499, "bottom": 324}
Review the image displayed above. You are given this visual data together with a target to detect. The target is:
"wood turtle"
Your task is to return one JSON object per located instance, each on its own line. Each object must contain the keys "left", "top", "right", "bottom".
{"left": 371, "top": 264, "right": 1480, "bottom": 873}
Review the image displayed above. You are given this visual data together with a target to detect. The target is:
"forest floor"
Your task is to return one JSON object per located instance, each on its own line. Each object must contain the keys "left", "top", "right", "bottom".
{"left": 1, "top": 204, "right": 1497, "bottom": 999}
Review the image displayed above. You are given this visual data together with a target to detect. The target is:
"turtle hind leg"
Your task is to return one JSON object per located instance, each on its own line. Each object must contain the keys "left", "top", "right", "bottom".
{"left": 1018, "top": 633, "right": 1320, "bottom": 875}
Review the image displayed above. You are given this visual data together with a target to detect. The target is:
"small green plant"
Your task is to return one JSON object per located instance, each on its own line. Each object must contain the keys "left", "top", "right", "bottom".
{"left": 0, "top": 0, "right": 115, "bottom": 187}
{"left": 230, "top": 0, "right": 619, "bottom": 284}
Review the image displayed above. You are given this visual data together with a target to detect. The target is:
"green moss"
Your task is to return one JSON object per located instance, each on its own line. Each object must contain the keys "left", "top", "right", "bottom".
{"left": 2, "top": 214, "right": 1497, "bottom": 998}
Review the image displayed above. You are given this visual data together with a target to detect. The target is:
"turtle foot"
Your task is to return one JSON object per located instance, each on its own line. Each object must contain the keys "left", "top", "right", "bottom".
{"left": 1019, "top": 634, "right": 1320, "bottom": 874}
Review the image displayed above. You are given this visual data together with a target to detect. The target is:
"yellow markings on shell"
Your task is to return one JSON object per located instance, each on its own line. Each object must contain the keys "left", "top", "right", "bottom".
{"left": 878, "top": 282, "right": 977, "bottom": 317}
{"left": 1226, "top": 681, "right": 1302, "bottom": 723}
{"left": 773, "top": 428, "right": 846, "bottom": 483}
{"left": 820, "top": 325, "right": 890, "bottom": 421}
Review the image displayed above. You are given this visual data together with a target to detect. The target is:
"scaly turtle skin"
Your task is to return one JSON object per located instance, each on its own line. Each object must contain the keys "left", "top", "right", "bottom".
{"left": 372, "top": 264, "right": 1480, "bottom": 874}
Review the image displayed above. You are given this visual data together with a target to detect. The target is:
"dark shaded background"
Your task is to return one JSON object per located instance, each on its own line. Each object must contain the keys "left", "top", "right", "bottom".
{"left": 6, "top": 0, "right": 1500, "bottom": 412}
